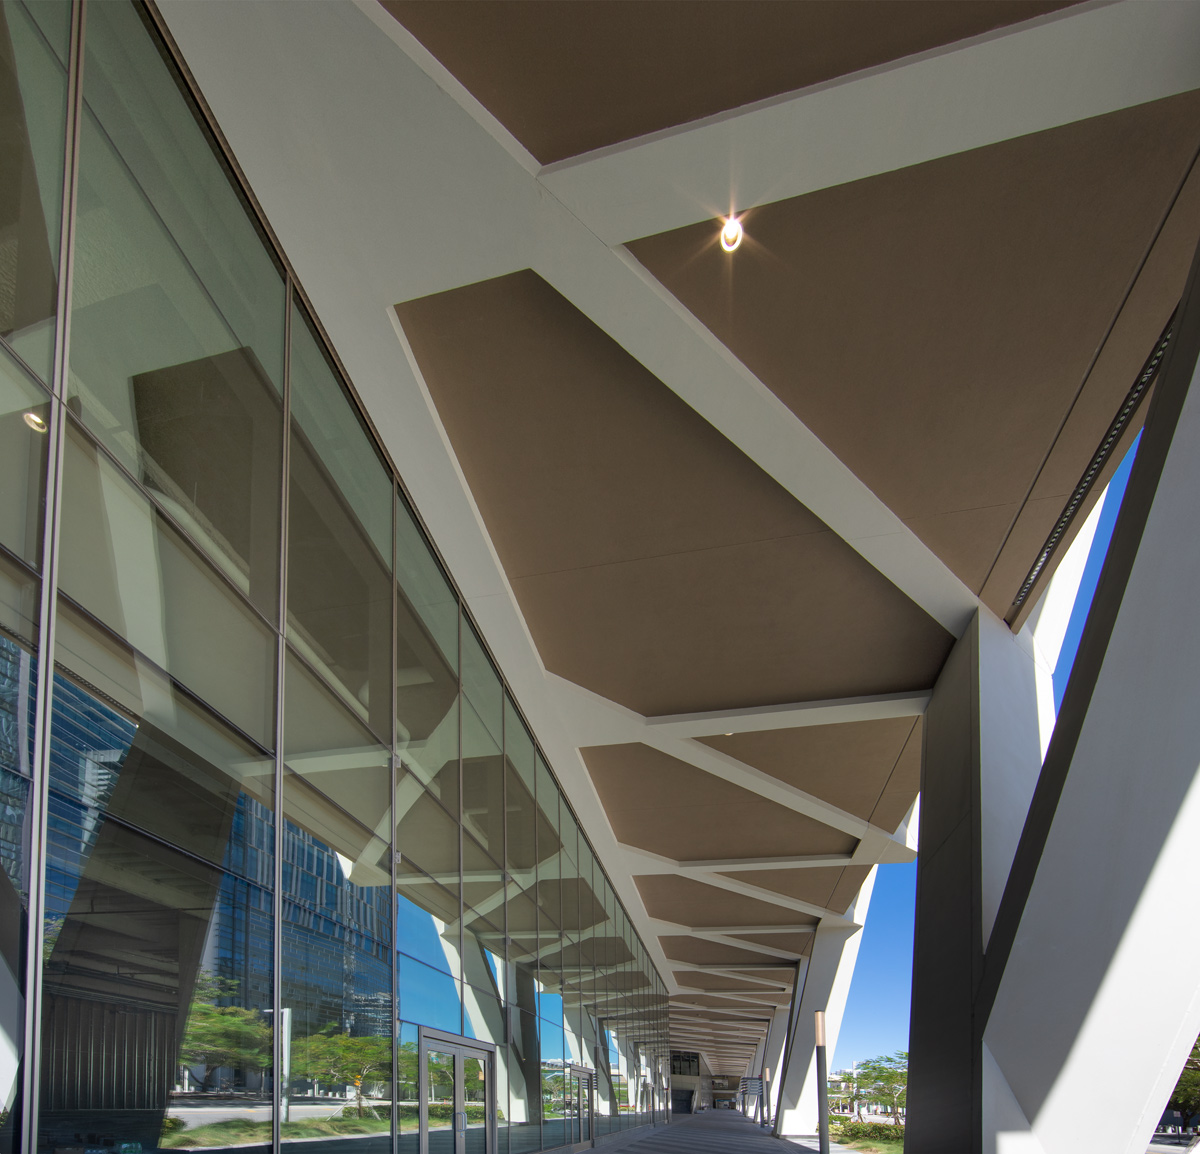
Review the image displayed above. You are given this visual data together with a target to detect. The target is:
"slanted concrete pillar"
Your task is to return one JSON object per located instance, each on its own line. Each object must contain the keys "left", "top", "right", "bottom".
{"left": 912, "top": 246, "right": 1200, "bottom": 1154}
{"left": 774, "top": 869, "right": 875, "bottom": 1137}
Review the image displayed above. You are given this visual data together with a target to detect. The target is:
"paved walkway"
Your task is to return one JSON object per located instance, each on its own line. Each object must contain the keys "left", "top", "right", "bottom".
{"left": 607, "top": 1112, "right": 851, "bottom": 1153}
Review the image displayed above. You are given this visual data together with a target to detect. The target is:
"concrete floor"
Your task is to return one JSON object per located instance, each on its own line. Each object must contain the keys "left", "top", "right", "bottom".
{"left": 603, "top": 1112, "right": 852, "bottom": 1154}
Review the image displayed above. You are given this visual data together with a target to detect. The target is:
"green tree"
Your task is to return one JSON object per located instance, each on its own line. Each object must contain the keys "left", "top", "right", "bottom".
{"left": 1169, "top": 1036, "right": 1200, "bottom": 1122}
{"left": 291, "top": 1028, "right": 393, "bottom": 1117}
{"left": 855, "top": 1052, "right": 907, "bottom": 1123}
{"left": 179, "top": 973, "right": 271, "bottom": 1091}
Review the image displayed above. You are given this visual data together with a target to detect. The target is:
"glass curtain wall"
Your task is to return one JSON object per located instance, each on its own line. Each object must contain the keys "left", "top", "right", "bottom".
{"left": 0, "top": 3, "right": 669, "bottom": 1154}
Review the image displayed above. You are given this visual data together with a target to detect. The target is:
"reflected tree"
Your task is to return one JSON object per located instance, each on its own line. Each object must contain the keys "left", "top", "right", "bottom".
{"left": 179, "top": 973, "right": 271, "bottom": 1092}
{"left": 291, "top": 1028, "right": 393, "bottom": 1116}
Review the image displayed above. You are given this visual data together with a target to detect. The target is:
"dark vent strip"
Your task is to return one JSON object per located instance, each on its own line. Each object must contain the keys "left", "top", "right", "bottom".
{"left": 1008, "top": 310, "right": 1178, "bottom": 620}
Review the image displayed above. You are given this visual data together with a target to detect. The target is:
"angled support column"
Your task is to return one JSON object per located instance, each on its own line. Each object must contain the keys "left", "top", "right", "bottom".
{"left": 910, "top": 240, "right": 1200, "bottom": 1154}
{"left": 774, "top": 870, "right": 875, "bottom": 1137}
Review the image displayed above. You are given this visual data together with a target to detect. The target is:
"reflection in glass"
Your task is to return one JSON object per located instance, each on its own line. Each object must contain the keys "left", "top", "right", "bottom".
{"left": 282, "top": 650, "right": 393, "bottom": 1154}
{"left": 507, "top": 1011, "right": 540, "bottom": 1154}
{"left": 69, "top": 0, "right": 285, "bottom": 618}
{"left": 41, "top": 630, "right": 275, "bottom": 1153}
{"left": 400, "top": 958, "right": 461, "bottom": 1036}
{"left": 1, "top": 0, "right": 674, "bottom": 1145}
{"left": 396, "top": 495, "right": 457, "bottom": 679}
{"left": 0, "top": 346, "right": 47, "bottom": 644}
{"left": 0, "top": 0, "right": 69, "bottom": 380}
{"left": 397, "top": 1022, "right": 419, "bottom": 1141}
{"left": 0, "top": 633, "right": 33, "bottom": 1154}
{"left": 288, "top": 304, "right": 391, "bottom": 737}
{"left": 58, "top": 421, "right": 277, "bottom": 746}
{"left": 425, "top": 1048, "right": 455, "bottom": 1154}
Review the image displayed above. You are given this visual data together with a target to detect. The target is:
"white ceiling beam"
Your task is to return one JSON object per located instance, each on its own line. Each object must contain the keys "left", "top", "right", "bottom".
{"left": 539, "top": 1, "right": 1200, "bottom": 242}
{"left": 645, "top": 692, "right": 929, "bottom": 739}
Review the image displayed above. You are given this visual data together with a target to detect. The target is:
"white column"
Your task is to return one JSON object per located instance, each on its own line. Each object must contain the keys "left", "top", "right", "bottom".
{"left": 774, "top": 869, "right": 875, "bottom": 1136}
{"left": 983, "top": 349, "right": 1200, "bottom": 1154}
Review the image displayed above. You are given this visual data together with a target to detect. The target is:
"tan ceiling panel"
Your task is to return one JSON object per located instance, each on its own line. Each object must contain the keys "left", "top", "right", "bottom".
{"left": 659, "top": 936, "right": 786, "bottom": 967}
{"left": 727, "top": 865, "right": 872, "bottom": 915}
{"left": 398, "top": 270, "right": 951, "bottom": 716}
{"left": 511, "top": 532, "right": 950, "bottom": 716}
{"left": 583, "top": 742, "right": 856, "bottom": 861}
{"left": 380, "top": 1, "right": 1078, "bottom": 164}
{"left": 636, "top": 874, "right": 820, "bottom": 928}
{"left": 698, "top": 717, "right": 916, "bottom": 823}
{"left": 983, "top": 156, "right": 1200, "bottom": 621}
{"left": 629, "top": 91, "right": 1200, "bottom": 596}
{"left": 870, "top": 717, "right": 924, "bottom": 834}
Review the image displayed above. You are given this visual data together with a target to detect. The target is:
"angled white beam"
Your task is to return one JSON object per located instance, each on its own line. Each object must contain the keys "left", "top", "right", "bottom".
{"left": 539, "top": 1, "right": 1200, "bottom": 242}
{"left": 681, "top": 854, "right": 855, "bottom": 872}
{"left": 645, "top": 692, "right": 929, "bottom": 739}
{"left": 550, "top": 673, "right": 927, "bottom": 746}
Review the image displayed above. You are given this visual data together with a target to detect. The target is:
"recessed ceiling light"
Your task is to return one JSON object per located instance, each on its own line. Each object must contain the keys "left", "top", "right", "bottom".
{"left": 719, "top": 215, "right": 743, "bottom": 253}
{"left": 23, "top": 411, "right": 47, "bottom": 433}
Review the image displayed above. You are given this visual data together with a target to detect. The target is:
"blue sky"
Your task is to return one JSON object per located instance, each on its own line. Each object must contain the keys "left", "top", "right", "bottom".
{"left": 831, "top": 862, "right": 916, "bottom": 1069}
{"left": 830, "top": 436, "right": 1139, "bottom": 1073}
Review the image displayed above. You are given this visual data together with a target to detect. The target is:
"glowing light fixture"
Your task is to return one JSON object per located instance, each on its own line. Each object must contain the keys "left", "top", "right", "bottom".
{"left": 23, "top": 411, "right": 47, "bottom": 433}
{"left": 719, "top": 215, "right": 743, "bottom": 252}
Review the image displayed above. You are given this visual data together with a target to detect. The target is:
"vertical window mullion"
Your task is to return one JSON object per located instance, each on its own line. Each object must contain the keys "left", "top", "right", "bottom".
{"left": 272, "top": 276, "right": 293, "bottom": 1154}
{"left": 21, "top": 2, "right": 86, "bottom": 1151}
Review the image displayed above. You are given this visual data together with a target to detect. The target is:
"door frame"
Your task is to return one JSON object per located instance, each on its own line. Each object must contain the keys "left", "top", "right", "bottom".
{"left": 418, "top": 1026, "right": 498, "bottom": 1154}
{"left": 567, "top": 1064, "right": 595, "bottom": 1145}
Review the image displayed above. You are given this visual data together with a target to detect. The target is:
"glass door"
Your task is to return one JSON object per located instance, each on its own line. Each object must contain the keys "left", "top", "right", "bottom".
{"left": 569, "top": 1065, "right": 594, "bottom": 1145}
{"left": 419, "top": 1029, "right": 496, "bottom": 1154}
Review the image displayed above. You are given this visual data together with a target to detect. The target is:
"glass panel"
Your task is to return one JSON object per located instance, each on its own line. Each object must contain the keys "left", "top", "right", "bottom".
{"left": 0, "top": 633, "right": 33, "bottom": 1154}
{"left": 503, "top": 699, "right": 535, "bottom": 881}
{"left": 425, "top": 1048, "right": 456, "bottom": 1154}
{"left": 396, "top": 494, "right": 457, "bottom": 676}
{"left": 397, "top": 1022, "right": 419, "bottom": 1144}
{"left": 0, "top": 0, "right": 69, "bottom": 381}
{"left": 0, "top": 349, "right": 48, "bottom": 566}
{"left": 43, "top": 635, "right": 274, "bottom": 1154}
{"left": 539, "top": 1022, "right": 565, "bottom": 1146}
{"left": 460, "top": 620, "right": 500, "bottom": 745}
{"left": 289, "top": 303, "right": 392, "bottom": 738}
{"left": 396, "top": 544, "right": 458, "bottom": 797}
{"left": 0, "top": 348, "right": 46, "bottom": 645}
{"left": 461, "top": 699, "right": 502, "bottom": 864}
{"left": 399, "top": 957, "right": 461, "bottom": 1035}
{"left": 58, "top": 421, "right": 276, "bottom": 746}
{"left": 281, "top": 651, "right": 393, "bottom": 1153}
{"left": 463, "top": 906, "right": 504, "bottom": 1001}
{"left": 396, "top": 773, "right": 460, "bottom": 975}
{"left": 70, "top": 0, "right": 286, "bottom": 618}
{"left": 462, "top": 1052, "right": 490, "bottom": 1154}
{"left": 506, "top": 1012, "right": 540, "bottom": 1154}
{"left": 461, "top": 834, "right": 504, "bottom": 952}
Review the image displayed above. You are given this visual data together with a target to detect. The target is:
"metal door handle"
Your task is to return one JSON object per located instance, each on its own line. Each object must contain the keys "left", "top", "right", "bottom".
{"left": 455, "top": 1110, "right": 467, "bottom": 1133}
